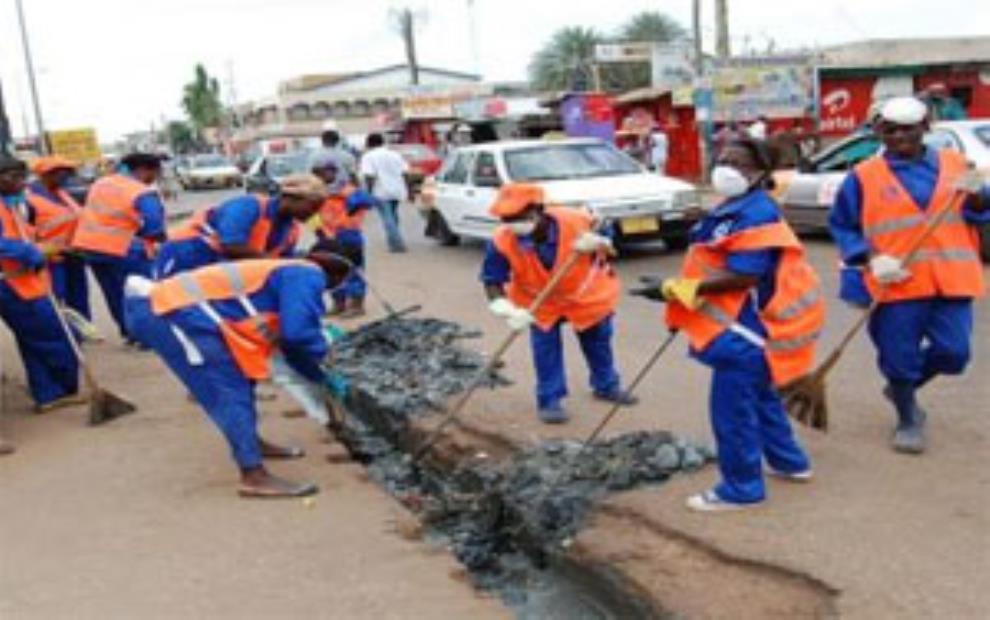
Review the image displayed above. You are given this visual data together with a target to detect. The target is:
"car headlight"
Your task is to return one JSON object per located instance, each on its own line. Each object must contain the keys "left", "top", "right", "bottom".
{"left": 673, "top": 190, "right": 701, "bottom": 210}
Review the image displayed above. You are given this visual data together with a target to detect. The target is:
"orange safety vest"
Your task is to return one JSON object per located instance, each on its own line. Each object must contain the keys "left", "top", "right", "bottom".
{"left": 665, "top": 221, "right": 825, "bottom": 387}
{"left": 855, "top": 150, "right": 984, "bottom": 302}
{"left": 71, "top": 174, "right": 151, "bottom": 257}
{"left": 0, "top": 202, "right": 50, "bottom": 300}
{"left": 149, "top": 259, "right": 316, "bottom": 380}
{"left": 316, "top": 185, "right": 366, "bottom": 237}
{"left": 492, "top": 207, "right": 620, "bottom": 331}
{"left": 25, "top": 186, "right": 82, "bottom": 255}
{"left": 169, "top": 194, "right": 300, "bottom": 257}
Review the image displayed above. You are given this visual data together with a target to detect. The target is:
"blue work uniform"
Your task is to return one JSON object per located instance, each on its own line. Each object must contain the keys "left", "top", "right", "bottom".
{"left": 689, "top": 189, "right": 810, "bottom": 504}
{"left": 124, "top": 263, "right": 328, "bottom": 470}
{"left": 84, "top": 171, "right": 165, "bottom": 339}
{"left": 0, "top": 196, "right": 80, "bottom": 406}
{"left": 154, "top": 195, "right": 298, "bottom": 278}
{"left": 26, "top": 181, "right": 91, "bottom": 320}
{"left": 829, "top": 147, "right": 990, "bottom": 386}
{"left": 480, "top": 220, "right": 621, "bottom": 409}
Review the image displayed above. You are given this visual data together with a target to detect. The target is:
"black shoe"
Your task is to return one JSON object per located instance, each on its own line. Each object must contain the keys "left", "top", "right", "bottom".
{"left": 593, "top": 388, "right": 639, "bottom": 406}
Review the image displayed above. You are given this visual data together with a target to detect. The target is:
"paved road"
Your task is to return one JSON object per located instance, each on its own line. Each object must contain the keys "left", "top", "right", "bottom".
{"left": 1, "top": 197, "right": 986, "bottom": 617}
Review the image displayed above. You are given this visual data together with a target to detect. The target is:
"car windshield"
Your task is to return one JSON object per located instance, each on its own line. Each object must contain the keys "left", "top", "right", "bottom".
{"left": 267, "top": 153, "right": 309, "bottom": 177}
{"left": 192, "top": 155, "right": 231, "bottom": 168}
{"left": 504, "top": 143, "right": 641, "bottom": 181}
{"left": 972, "top": 126, "right": 990, "bottom": 148}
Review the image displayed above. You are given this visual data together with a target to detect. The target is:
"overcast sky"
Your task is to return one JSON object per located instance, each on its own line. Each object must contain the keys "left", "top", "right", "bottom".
{"left": 1, "top": 0, "right": 987, "bottom": 141}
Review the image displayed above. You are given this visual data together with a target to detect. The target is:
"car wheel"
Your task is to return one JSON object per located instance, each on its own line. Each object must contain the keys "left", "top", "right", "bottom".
{"left": 426, "top": 209, "right": 460, "bottom": 246}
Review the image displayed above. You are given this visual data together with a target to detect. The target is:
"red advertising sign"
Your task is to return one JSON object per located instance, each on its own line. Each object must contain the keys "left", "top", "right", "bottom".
{"left": 819, "top": 77, "right": 876, "bottom": 136}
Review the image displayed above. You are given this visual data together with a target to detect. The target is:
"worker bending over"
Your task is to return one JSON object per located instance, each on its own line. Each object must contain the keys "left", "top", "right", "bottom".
{"left": 25, "top": 156, "right": 89, "bottom": 321}
{"left": 311, "top": 155, "right": 375, "bottom": 317}
{"left": 830, "top": 96, "right": 988, "bottom": 454}
{"left": 633, "top": 138, "right": 824, "bottom": 512}
{"left": 480, "top": 183, "right": 635, "bottom": 424}
{"left": 71, "top": 152, "right": 166, "bottom": 343}
{"left": 156, "top": 174, "right": 326, "bottom": 278}
{"left": 0, "top": 156, "right": 80, "bottom": 412}
{"left": 124, "top": 252, "right": 352, "bottom": 497}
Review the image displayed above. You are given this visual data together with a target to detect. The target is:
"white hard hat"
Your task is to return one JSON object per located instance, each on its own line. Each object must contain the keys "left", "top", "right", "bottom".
{"left": 879, "top": 96, "right": 928, "bottom": 125}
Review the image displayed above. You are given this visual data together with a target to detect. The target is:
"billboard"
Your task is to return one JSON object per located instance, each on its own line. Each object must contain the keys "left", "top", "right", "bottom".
{"left": 47, "top": 127, "right": 101, "bottom": 162}
{"left": 650, "top": 42, "right": 697, "bottom": 105}
{"left": 710, "top": 56, "right": 814, "bottom": 121}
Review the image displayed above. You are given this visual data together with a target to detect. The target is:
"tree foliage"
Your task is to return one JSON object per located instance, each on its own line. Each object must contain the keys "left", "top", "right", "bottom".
{"left": 528, "top": 11, "right": 687, "bottom": 92}
{"left": 166, "top": 120, "right": 196, "bottom": 154}
{"left": 181, "top": 64, "right": 223, "bottom": 137}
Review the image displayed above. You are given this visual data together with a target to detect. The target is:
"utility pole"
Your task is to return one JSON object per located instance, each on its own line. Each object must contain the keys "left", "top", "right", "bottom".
{"left": 691, "top": 0, "right": 703, "bottom": 73}
{"left": 0, "top": 79, "right": 12, "bottom": 154}
{"left": 466, "top": 0, "right": 481, "bottom": 77}
{"left": 715, "top": 0, "right": 730, "bottom": 59}
{"left": 14, "top": 0, "right": 49, "bottom": 154}
{"left": 395, "top": 8, "right": 421, "bottom": 86}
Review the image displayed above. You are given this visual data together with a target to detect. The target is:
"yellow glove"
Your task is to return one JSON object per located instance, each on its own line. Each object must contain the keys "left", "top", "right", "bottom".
{"left": 661, "top": 278, "right": 702, "bottom": 309}
{"left": 39, "top": 243, "right": 62, "bottom": 259}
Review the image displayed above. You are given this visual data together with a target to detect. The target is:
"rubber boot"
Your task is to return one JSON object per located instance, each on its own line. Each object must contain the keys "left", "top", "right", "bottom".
{"left": 887, "top": 381, "right": 926, "bottom": 454}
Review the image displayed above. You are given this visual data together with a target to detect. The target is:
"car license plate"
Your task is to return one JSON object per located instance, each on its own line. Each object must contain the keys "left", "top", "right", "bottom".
{"left": 620, "top": 216, "right": 660, "bottom": 235}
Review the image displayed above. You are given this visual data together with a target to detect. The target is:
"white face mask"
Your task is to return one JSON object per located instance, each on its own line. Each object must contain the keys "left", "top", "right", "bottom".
{"left": 711, "top": 165, "right": 751, "bottom": 198}
{"left": 506, "top": 220, "right": 537, "bottom": 237}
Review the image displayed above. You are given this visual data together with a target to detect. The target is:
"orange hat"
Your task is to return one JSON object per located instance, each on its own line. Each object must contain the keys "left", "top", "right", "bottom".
{"left": 31, "top": 155, "right": 77, "bottom": 176}
{"left": 489, "top": 183, "right": 545, "bottom": 218}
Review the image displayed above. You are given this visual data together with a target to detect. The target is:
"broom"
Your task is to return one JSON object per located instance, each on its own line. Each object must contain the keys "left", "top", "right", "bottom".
{"left": 781, "top": 174, "right": 982, "bottom": 430}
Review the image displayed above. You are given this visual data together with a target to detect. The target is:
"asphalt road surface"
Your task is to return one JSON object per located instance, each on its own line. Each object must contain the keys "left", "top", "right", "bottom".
{"left": 1, "top": 193, "right": 986, "bottom": 618}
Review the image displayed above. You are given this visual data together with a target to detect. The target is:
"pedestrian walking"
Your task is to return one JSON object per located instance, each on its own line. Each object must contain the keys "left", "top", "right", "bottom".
{"left": 480, "top": 183, "right": 637, "bottom": 424}
{"left": 829, "top": 96, "right": 988, "bottom": 454}
{"left": 70, "top": 152, "right": 166, "bottom": 343}
{"left": 632, "top": 137, "right": 824, "bottom": 512}
{"left": 360, "top": 133, "right": 409, "bottom": 253}
{"left": 123, "top": 253, "right": 352, "bottom": 498}
{"left": 155, "top": 174, "right": 326, "bottom": 278}
{"left": 316, "top": 127, "right": 357, "bottom": 182}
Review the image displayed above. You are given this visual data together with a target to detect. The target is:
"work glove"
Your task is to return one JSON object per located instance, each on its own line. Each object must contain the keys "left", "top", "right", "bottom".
{"left": 629, "top": 275, "right": 668, "bottom": 303}
{"left": 869, "top": 254, "right": 911, "bottom": 285}
{"left": 322, "top": 371, "right": 349, "bottom": 400}
{"left": 661, "top": 278, "right": 703, "bottom": 309}
{"left": 952, "top": 170, "right": 984, "bottom": 195}
{"left": 38, "top": 243, "right": 62, "bottom": 260}
{"left": 488, "top": 298, "right": 534, "bottom": 332}
{"left": 573, "top": 231, "right": 615, "bottom": 255}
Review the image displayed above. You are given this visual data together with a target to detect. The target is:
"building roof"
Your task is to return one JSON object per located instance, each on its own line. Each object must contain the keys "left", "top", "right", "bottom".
{"left": 280, "top": 64, "right": 481, "bottom": 93}
{"left": 614, "top": 87, "right": 671, "bottom": 105}
{"left": 819, "top": 36, "right": 990, "bottom": 69}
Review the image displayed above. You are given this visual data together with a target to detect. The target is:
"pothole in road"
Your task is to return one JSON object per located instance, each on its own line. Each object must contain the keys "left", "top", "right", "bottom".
{"left": 325, "top": 318, "right": 833, "bottom": 618}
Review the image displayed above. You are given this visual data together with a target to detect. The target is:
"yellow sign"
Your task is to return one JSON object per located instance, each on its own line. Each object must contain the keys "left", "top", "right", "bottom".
{"left": 48, "top": 128, "right": 101, "bottom": 163}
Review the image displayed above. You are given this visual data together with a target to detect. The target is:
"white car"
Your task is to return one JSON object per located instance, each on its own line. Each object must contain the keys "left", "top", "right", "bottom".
{"left": 178, "top": 154, "right": 243, "bottom": 191}
{"left": 420, "top": 138, "right": 702, "bottom": 248}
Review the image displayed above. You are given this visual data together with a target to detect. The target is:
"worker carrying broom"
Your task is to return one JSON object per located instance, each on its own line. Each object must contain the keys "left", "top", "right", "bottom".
{"left": 0, "top": 155, "right": 81, "bottom": 413}
{"left": 310, "top": 154, "right": 375, "bottom": 317}
{"left": 829, "top": 96, "right": 989, "bottom": 455}
{"left": 480, "top": 183, "right": 636, "bottom": 424}
{"left": 632, "top": 137, "right": 824, "bottom": 512}
{"left": 25, "top": 156, "right": 90, "bottom": 323}
{"left": 71, "top": 152, "right": 167, "bottom": 345}
{"left": 123, "top": 249, "right": 353, "bottom": 498}
{"left": 155, "top": 175, "right": 325, "bottom": 278}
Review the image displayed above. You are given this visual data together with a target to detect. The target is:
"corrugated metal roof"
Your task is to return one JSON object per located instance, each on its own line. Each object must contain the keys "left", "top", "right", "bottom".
{"left": 820, "top": 36, "right": 990, "bottom": 68}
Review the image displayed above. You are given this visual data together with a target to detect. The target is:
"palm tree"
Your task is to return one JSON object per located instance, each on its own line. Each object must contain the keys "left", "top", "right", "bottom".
{"left": 181, "top": 64, "right": 223, "bottom": 140}
{"left": 528, "top": 26, "right": 602, "bottom": 91}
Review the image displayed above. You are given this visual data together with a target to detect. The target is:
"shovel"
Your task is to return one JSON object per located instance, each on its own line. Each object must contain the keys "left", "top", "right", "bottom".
{"left": 412, "top": 249, "right": 587, "bottom": 462}
{"left": 9, "top": 211, "right": 136, "bottom": 425}
{"left": 781, "top": 177, "right": 981, "bottom": 430}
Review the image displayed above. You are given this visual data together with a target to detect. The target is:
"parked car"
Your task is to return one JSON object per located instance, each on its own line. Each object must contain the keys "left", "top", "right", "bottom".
{"left": 177, "top": 154, "right": 242, "bottom": 190}
{"left": 420, "top": 138, "right": 702, "bottom": 248}
{"left": 389, "top": 143, "right": 442, "bottom": 196}
{"left": 243, "top": 151, "right": 312, "bottom": 194}
{"left": 773, "top": 120, "right": 990, "bottom": 260}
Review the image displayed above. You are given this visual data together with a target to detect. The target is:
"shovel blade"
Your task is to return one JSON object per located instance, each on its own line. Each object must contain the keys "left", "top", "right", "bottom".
{"left": 88, "top": 389, "right": 138, "bottom": 426}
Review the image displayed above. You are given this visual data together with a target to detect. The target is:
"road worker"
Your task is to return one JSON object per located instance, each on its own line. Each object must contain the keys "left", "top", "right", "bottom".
{"left": 155, "top": 174, "right": 326, "bottom": 278}
{"left": 829, "top": 96, "right": 988, "bottom": 454}
{"left": 0, "top": 155, "right": 81, "bottom": 414}
{"left": 25, "top": 156, "right": 89, "bottom": 321}
{"left": 71, "top": 152, "right": 166, "bottom": 343}
{"left": 632, "top": 137, "right": 824, "bottom": 512}
{"left": 311, "top": 155, "right": 375, "bottom": 317}
{"left": 480, "top": 183, "right": 636, "bottom": 424}
{"left": 123, "top": 250, "right": 353, "bottom": 498}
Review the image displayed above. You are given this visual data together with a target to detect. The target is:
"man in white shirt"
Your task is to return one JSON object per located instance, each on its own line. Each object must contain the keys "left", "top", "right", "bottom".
{"left": 649, "top": 129, "right": 669, "bottom": 173}
{"left": 359, "top": 133, "right": 409, "bottom": 253}
{"left": 747, "top": 116, "right": 768, "bottom": 141}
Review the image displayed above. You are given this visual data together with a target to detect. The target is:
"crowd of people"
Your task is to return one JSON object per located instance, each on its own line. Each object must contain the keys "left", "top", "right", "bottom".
{"left": 1, "top": 96, "right": 986, "bottom": 512}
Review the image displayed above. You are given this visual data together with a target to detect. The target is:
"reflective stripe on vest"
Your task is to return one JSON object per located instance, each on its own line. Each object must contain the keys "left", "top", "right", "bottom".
{"left": 26, "top": 188, "right": 80, "bottom": 247}
{"left": 855, "top": 150, "right": 984, "bottom": 301}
